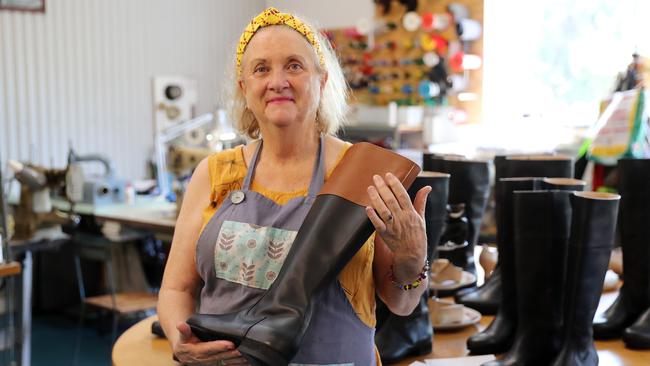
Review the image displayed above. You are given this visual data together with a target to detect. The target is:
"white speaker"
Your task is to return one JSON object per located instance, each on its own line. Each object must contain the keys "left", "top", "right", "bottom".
{"left": 152, "top": 76, "right": 198, "bottom": 134}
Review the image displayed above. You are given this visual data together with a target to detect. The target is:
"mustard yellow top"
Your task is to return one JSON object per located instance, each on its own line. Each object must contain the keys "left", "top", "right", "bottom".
{"left": 200, "top": 144, "right": 377, "bottom": 328}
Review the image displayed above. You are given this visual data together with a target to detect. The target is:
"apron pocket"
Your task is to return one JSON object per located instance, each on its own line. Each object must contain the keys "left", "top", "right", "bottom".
{"left": 214, "top": 220, "right": 297, "bottom": 290}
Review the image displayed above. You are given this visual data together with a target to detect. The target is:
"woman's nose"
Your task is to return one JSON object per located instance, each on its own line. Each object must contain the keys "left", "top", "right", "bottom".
{"left": 267, "top": 69, "right": 289, "bottom": 92}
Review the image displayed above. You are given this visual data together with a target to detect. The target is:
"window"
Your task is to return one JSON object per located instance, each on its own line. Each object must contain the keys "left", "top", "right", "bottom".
{"left": 483, "top": 0, "right": 649, "bottom": 130}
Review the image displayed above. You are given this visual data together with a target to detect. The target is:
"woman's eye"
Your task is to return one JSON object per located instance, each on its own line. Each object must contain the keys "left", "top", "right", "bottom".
{"left": 254, "top": 66, "right": 268, "bottom": 73}
{"left": 288, "top": 63, "right": 303, "bottom": 71}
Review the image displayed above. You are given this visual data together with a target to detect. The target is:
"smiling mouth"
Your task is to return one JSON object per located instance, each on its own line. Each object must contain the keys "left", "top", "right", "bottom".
{"left": 267, "top": 98, "right": 294, "bottom": 104}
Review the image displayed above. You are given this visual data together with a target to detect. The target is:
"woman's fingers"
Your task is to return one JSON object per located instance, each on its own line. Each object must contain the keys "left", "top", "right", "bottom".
{"left": 372, "top": 175, "right": 402, "bottom": 214}
{"left": 412, "top": 186, "right": 431, "bottom": 218}
{"left": 384, "top": 173, "right": 414, "bottom": 212}
{"left": 194, "top": 340, "right": 237, "bottom": 355}
{"left": 174, "top": 342, "right": 240, "bottom": 365}
{"left": 177, "top": 321, "right": 198, "bottom": 343}
{"left": 224, "top": 357, "right": 253, "bottom": 365}
{"left": 367, "top": 185, "right": 392, "bottom": 222}
{"left": 366, "top": 206, "right": 387, "bottom": 233}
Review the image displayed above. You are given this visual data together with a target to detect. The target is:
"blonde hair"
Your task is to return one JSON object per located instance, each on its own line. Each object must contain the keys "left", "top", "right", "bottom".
{"left": 226, "top": 12, "right": 348, "bottom": 139}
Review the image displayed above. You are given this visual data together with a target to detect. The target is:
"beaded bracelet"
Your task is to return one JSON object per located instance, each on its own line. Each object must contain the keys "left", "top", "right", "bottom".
{"left": 389, "top": 259, "right": 430, "bottom": 291}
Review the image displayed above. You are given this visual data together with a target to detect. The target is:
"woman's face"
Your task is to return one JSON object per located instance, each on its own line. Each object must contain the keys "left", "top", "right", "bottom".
{"left": 240, "top": 26, "right": 325, "bottom": 133}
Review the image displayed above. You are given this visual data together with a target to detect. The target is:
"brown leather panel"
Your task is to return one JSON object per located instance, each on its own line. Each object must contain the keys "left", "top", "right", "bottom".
{"left": 319, "top": 142, "right": 420, "bottom": 207}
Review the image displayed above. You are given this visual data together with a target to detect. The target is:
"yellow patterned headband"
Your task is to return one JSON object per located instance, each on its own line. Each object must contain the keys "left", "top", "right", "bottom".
{"left": 236, "top": 7, "right": 325, "bottom": 76}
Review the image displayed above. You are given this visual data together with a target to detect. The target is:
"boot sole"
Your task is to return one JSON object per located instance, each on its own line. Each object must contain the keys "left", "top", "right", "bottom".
{"left": 239, "top": 337, "right": 289, "bottom": 366}
{"left": 381, "top": 340, "right": 432, "bottom": 364}
{"left": 467, "top": 341, "right": 512, "bottom": 355}
{"left": 593, "top": 326, "right": 625, "bottom": 340}
{"left": 623, "top": 338, "right": 650, "bottom": 350}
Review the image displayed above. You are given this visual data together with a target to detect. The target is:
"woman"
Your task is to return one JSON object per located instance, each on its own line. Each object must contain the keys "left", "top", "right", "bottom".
{"left": 157, "top": 8, "right": 430, "bottom": 365}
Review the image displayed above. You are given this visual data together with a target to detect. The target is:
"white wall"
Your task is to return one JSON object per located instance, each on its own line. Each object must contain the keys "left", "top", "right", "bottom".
{"left": 1, "top": 0, "right": 264, "bottom": 180}
{"left": 265, "top": 0, "right": 373, "bottom": 29}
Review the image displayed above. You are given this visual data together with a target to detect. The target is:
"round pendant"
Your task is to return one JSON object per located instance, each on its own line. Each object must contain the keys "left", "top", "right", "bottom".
{"left": 231, "top": 191, "right": 245, "bottom": 204}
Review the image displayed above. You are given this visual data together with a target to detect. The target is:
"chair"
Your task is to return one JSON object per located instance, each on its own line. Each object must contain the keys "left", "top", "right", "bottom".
{"left": 72, "top": 228, "right": 158, "bottom": 364}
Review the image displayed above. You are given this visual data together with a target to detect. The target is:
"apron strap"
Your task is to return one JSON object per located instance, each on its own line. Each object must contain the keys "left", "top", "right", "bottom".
{"left": 242, "top": 140, "right": 264, "bottom": 190}
{"left": 242, "top": 135, "right": 326, "bottom": 197}
{"left": 306, "top": 135, "right": 326, "bottom": 199}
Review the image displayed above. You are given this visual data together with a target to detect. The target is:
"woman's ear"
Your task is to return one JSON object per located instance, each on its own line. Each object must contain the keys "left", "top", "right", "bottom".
{"left": 238, "top": 79, "right": 246, "bottom": 94}
{"left": 320, "top": 71, "right": 328, "bottom": 95}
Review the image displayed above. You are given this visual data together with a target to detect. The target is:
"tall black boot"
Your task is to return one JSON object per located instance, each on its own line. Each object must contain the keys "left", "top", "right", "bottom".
{"left": 551, "top": 192, "right": 620, "bottom": 366}
{"left": 468, "top": 177, "right": 586, "bottom": 356}
{"left": 187, "top": 143, "right": 420, "bottom": 365}
{"left": 423, "top": 154, "right": 490, "bottom": 278}
{"left": 594, "top": 158, "right": 650, "bottom": 340}
{"left": 375, "top": 172, "right": 449, "bottom": 363}
{"left": 483, "top": 190, "right": 571, "bottom": 366}
{"left": 455, "top": 155, "right": 574, "bottom": 314}
{"left": 467, "top": 178, "right": 541, "bottom": 355}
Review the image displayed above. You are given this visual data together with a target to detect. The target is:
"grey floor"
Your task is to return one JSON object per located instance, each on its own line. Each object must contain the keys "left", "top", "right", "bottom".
{"left": 32, "top": 312, "right": 145, "bottom": 366}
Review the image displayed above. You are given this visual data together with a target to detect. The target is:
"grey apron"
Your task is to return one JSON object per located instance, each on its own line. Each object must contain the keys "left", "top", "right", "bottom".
{"left": 196, "top": 137, "right": 376, "bottom": 365}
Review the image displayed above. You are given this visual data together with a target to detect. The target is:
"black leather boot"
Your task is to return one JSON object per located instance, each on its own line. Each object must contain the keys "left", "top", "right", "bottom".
{"left": 187, "top": 143, "right": 420, "bottom": 366}
{"left": 624, "top": 307, "right": 650, "bottom": 349}
{"left": 551, "top": 192, "right": 620, "bottom": 366}
{"left": 594, "top": 158, "right": 650, "bottom": 340}
{"left": 467, "top": 178, "right": 541, "bottom": 355}
{"left": 483, "top": 190, "right": 571, "bottom": 366}
{"left": 423, "top": 154, "right": 490, "bottom": 279}
{"left": 455, "top": 155, "right": 574, "bottom": 314}
{"left": 375, "top": 172, "right": 449, "bottom": 363}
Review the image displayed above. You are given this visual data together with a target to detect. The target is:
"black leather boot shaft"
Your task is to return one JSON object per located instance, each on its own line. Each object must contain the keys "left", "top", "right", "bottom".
{"left": 455, "top": 155, "right": 573, "bottom": 313}
{"left": 187, "top": 143, "right": 420, "bottom": 365}
{"left": 375, "top": 173, "right": 449, "bottom": 363}
{"left": 423, "top": 154, "right": 490, "bottom": 275}
{"left": 467, "top": 178, "right": 541, "bottom": 355}
{"left": 551, "top": 192, "right": 619, "bottom": 366}
{"left": 503, "top": 155, "right": 574, "bottom": 179}
{"left": 594, "top": 158, "right": 650, "bottom": 340}
{"left": 483, "top": 190, "right": 571, "bottom": 366}
{"left": 188, "top": 197, "right": 376, "bottom": 363}
{"left": 413, "top": 173, "right": 450, "bottom": 263}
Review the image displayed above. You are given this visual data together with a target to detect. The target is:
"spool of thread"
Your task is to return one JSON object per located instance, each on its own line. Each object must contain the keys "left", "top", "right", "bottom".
{"left": 458, "top": 19, "right": 482, "bottom": 41}
{"left": 403, "top": 11, "right": 422, "bottom": 31}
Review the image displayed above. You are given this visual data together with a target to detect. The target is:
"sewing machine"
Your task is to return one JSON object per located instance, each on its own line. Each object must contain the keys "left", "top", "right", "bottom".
{"left": 8, "top": 161, "right": 78, "bottom": 240}
{"left": 67, "top": 149, "right": 126, "bottom": 206}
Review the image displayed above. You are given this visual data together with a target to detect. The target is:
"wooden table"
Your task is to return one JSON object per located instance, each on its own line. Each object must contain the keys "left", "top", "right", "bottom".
{"left": 112, "top": 291, "right": 650, "bottom": 366}
{"left": 0, "top": 261, "right": 21, "bottom": 277}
